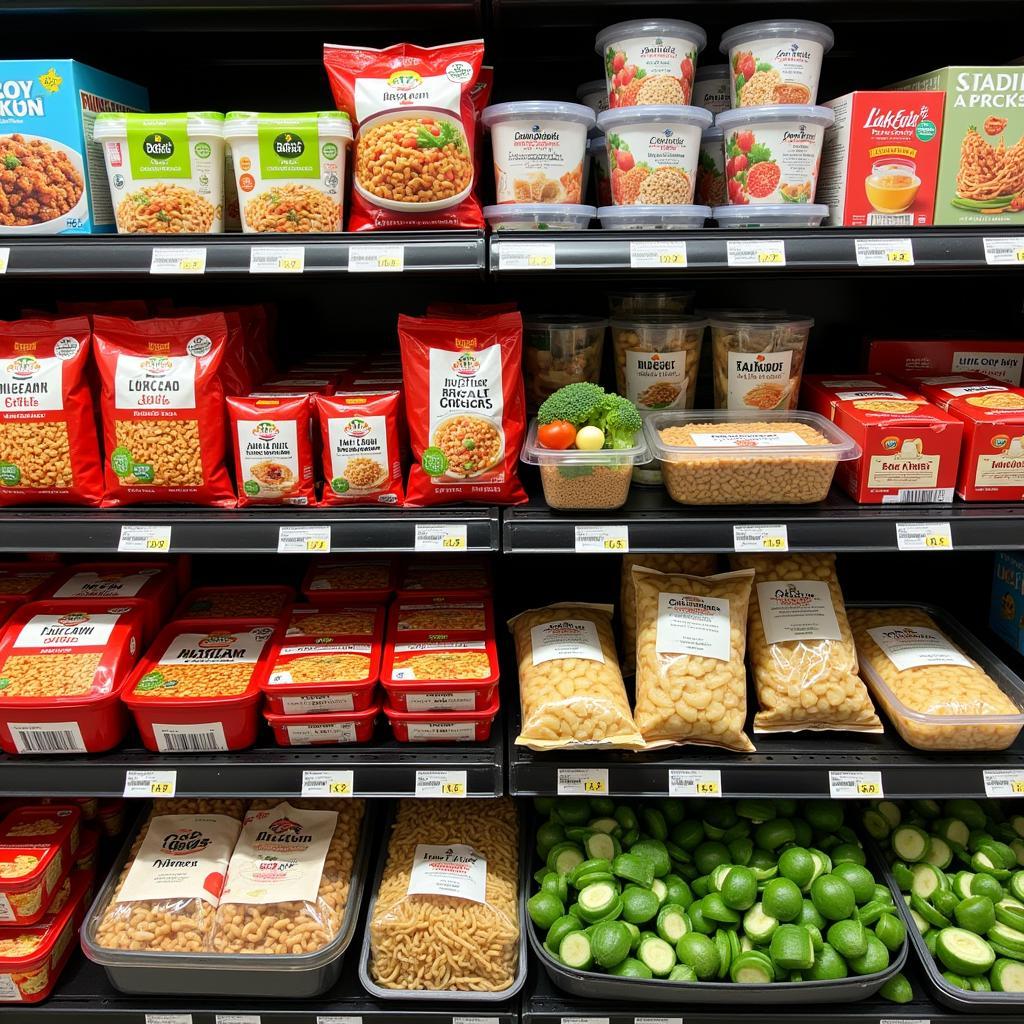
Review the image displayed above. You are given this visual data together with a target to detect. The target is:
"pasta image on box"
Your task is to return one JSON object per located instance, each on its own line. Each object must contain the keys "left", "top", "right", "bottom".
{"left": 301, "top": 557, "right": 398, "bottom": 604}
{"left": 396, "top": 557, "right": 492, "bottom": 599}
{"left": 174, "top": 585, "right": 293, "bottom": 621}
{"left": 868, "top": 337, "right": 1024, "bottom": 386}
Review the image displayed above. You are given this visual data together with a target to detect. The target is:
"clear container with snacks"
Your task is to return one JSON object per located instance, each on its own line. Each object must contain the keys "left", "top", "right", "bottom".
{"left": 644, "top": 409, "right": 860, "bottom": 505}
{"left": 301, "top": 557, "right": 398, "bottom": 605}
{"left": 712, "top": 203, "right": 829, "bottom": 228}
{"left": 524, "top": 315, "right": 606, "bottom": 409}
{"left": 484, "top": 203, "right": 595, "bottom": 231}
{"left": 264, "top": 705, "right": 380, "bottom": 746}
{"left": 608, "top": 291, "right": 694, "bottom": 316}
{"left": 385, "top": 696, "right": 500, "bottom": 743}
{"left": 710, "top": 313, "right": 813, "bottom": 411}
{"left": 610, "top": 313, "right": 706, "bottom": 411}
{"left": 597, "top": 204, "right": 709, "bottom": 230}
{"left": 174, "top": 585, "right": 293, "bottom": 620}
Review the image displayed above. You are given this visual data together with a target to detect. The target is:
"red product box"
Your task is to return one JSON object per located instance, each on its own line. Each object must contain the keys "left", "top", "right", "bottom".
{"left": 384, "top": 695, "right": 500, "bottom": 743}
{"left": 868, "top": 338, "right": 1024, "bottom": 386}
{"left": 300, "top": 557, "right": 399, "bottom": 605}
{"left": 396, "top": 557, "right": 492, "bottom": 600}
{"left": 263, "top": 704, "right": 379, "bottom": 746}
{"left": 801, "top": 374, "right": 962, "bottom": 504}
{"left": 820, "top": 90, "right": 945, "bottom": 226}
{"left": 907, "top": 373, "right": 1024, "bottom": 501}
{"left": 174, "top": 585, "right": 293, "bottom": 621}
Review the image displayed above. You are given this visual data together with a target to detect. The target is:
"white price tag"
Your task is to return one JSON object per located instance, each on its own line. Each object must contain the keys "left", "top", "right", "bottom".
{"left": 732, "top": 524, "right": 788, "bottom": 552}
{"left": 630, "top": 240, "right": 687, "bottom": 269}
{"left": 317, "top": 1018, "right": 362, "bottom": 1024}
{"left": 301, "top": 770, "right": 354, "bottom": 798}
{"left": 726, "top": 239, "right": 785, "bottom": 267}
{"left": 249, "top": 245, "right": 304, "bottom": 273}
{"left": 984, "top": 769, "right": 1024, "bottom": 797}
{"left": 0, "top": 248, "right": 9, "bottom": 274}
{"left": 277, "top": 525, "right": 331, "bottom": 554}
{"left": 636, "top": 1018, "right": 684, "bottom": 1024}
{"left": 348, "top": 244, "right": 404, "bottom": 272}
{"left": 124, "top": 770, "right": 177, "bottom": 798}
{"left": 896, "top": 522, "right": 953, "bottom": 551}
{"left": 669, "top": 769, "right": 722, "bottom": 798}
{"left": 881, "top": 1019, "right": 928, "bottom": 1024}
{"left": 574, "top": 525, "right": 629, "bottom": 553}
{"left": 416, "top": 769, "right": 467, "bottom": 798}
{"left": 557, "top": 768, "right": 609, "bottom": 796}
{"left": 146, "top": 1014, "right": 192, "bottom": 1024}
{"left": 453, "top": 1018, "right": 501, "bottom": 1024}
{"left": 561, "top": 1018, "right": 610, "bottom": 1024}
{"left": 150, "top": 246, "right": 206, "bottom": 275}
{"left": 118, "top": 525, "right": 172, "bottom": 553}
{"left": 498, "top": 242, "right": 556, "bottom": 270}
{"left": 983, "top": 237, "right": 1024, "bottom": 265}
{"left": 216, "top": 1016, "right": 261, "bottom": 1024}
{"left": 829, "top": 770, "right": 884, "bottom": 798}
{"left": 414, "top": 523, "right": 467, "bottom": 551}
{"left": 855, "top": 238, "right": 914, "bottom": 266}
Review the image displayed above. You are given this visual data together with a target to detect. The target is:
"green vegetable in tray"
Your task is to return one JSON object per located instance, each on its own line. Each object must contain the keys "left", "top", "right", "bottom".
{"left": 537, "top": 382, "right": 642, "bottom": 450}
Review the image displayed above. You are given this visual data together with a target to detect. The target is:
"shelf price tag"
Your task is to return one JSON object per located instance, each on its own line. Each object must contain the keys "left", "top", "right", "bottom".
{"left": 726, "top": 239, "right": 785, "bottom": 267}
{"left": 896, "top": 522, "right": 953, "bottom": 551}
{"left": 216, "top": 1016, "right": 262, "bottom": 1024}
{"left": 629, "top": 240, "right": 687, "bottom": 269}
{"left": 829, "top": 770, "right": 883, "bottom": 799}
{"left": 635, "top": 1018, "right": 684, "bottom": 1024}
{"left": 249, "top": 245, "right": 304, "bottom": 274}
{"left": 557, "top": 768, "right": 609, "bottom": 796}
{"left": 124, "top": 770, "right": 177, "bottom": 798}
{"left": 561, "top": 1018, "right": 610, "bottom": 1024}
{"left": 150, "top": 246, "right": 207, "bottom": 275}
{"left": 301, "top": 770, "right": 354, "bottom": 798}
{"left": 574, "top": 524, "right": 629, "bottom": 553}
{"left": 348, "top": 244, "right": 404, "bottom": 273}
{"left": 415, "top": 523, "right": 467, "bottom": 551}
{"left": 0, "top": 247, "right": 9, "bottom": 274}
{"left": 983, "top": 769, "right": 1024, "bottom": 797}
{"left": 277, "top": 525, "right": 331, "bottom": 554}
{"left": 453, "top": 1017, "right": 501, "bottom": 1024}
{"left": 415, "top": 769, "right": 467, "bottom": 798}
{"left": 733, "top": 524, "right": 788, "bottom": 552}
{"left": 146, "top": 1016, "right": 193, "bottom": 1024}
{"left": 855, "top": 238, "right": 914, "bottom": 266}
{"left": 983, "top": 237, "right": 1024, "bottom": 265}
{"left": 118, "top": 524, "right": 172, "bottom": 553}
{"left": 498, "top": 242, "right": 556, "bottom": 270}
{"left": 669, "top": 768, "right": 722, "bottom": 798}
{"left": 317, "top": 1017, "right": 362, "bottom": 1024}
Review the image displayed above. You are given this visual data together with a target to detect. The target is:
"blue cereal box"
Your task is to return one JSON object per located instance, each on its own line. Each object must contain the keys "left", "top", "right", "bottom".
{"left": 991, "top": 552, "right": 1024, "bottom": 656}
{"left": 0, "top": 60, "right": 147, "bottom": 234}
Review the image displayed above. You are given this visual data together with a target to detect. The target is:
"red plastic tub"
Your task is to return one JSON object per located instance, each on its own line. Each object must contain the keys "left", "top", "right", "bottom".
{"left": 381, "top": 636, "right": 499, "bottom": 691}
{"left": 384, "top": 695, "right": 500, "bottom": 743}
{"left": 381, "top": 676, "right": 499, "bottom": 712}
{"left": 389, "top": 596, "right": 494, "bottom": 638}
{"left": 264, "top": 703, "right": 380, "bottom": 746}
{"left": 173, "top": 585, "right": 294, "bottom": 621}
{"left": 396, "top": 556, "right": 492, "bottom": 600}
{"left": 0, "top": 564, "right": 59, "bottom": 600}
{"left": 285, "top": 604, "right": 385, "bottom": 639}
{"left": 301, "top": 557, "right": 398, "bottom": 605}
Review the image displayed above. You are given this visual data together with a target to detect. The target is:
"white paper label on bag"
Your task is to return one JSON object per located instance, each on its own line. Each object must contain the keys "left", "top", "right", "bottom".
{"left": 531, "top": 619, "right": 605, "bottom": 665}
{"left": 655, "top": 593, "right": 730, "bottom": 661}
{"left": 630, "top": 240, "right": 687, "bottom": 269}
{"left": 829, "top": 770, "right": 883, "bottom": 798}
{"left": 301, "top": 770, "right": 354, "bottom": 798}
{"left": 123, "top": 769, "right": 177, "bottom": 798}
{"left": 408, "top": 843, "right": 486, "bottom": 903}
{"left": 896, "top": 522, "right": 953, "bottom": 550}
{"left": 277, "top": 526, "right": 330, "bottom": 553}
{"left": 250, "top": 245, "right": 304, "bottom": 274}
{"left": 498, "top": 242, "right": 556, "bottom": 270}
{"left": 574, "top": 524, "right": 629, "bottom": 553}
{"left": 558, "top": 768, "right": 609, "bottom": 796}
{"left": 733, "top": 524, "right": 788, "bottom": 552}
{"left": 867, "top": 626, "right": 972, "bottom": 672}
{"left": 855, "top": 238, "right": 914, "bottom": 266}
{"left": 757, "top": 580, "right": 841, "bottom": 644}
{"left": 118, "top": 524, "right": 171, "bottom": 552}
{"left": 726, "top": 239, "right": 785, "bottom": 267}
{"left": 150, "top": 247, "right": 206, "bottom": 275}
{"left": 348, "top": 244, "right": 404, "bottom": 272}
{"left": 984, "top": 237, "right": 1024, "bottom": 265}
{"left": 669, "top": 768, "right": 721, "bottom": 798}
{"left": 983, "top": 769, "right": 1024, "bottom": 797}
{"left": 415, "top": 769, "right": 467, "bottom": 798}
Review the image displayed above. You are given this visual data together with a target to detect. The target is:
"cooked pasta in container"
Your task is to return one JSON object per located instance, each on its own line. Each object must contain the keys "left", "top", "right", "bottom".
{"left": 301, "top": 557, "right": 398, "bottom": 604}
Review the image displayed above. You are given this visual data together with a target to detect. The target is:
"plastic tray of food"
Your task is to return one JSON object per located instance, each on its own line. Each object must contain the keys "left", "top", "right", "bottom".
{"left": 174, "top": 585, "right": 294, "bottom": 621}
{"left": 382, "top": 674, "right": 499, "bottom": 712}
{"left": 644, "top": 409, "right": 860, "bottom": 505}
{"left": 301, "top": 557, "right": 398, "bottom": 605}
{"left": 264, "top": 704, "right": 380, "bottom": 746}
{"left": 484, "top": 203, "right": 595, "bottom": 231}
{"left": 390, "top": 596, "right": 493, "bottom": 638}
{"left": 598, "top": 204, "right": 710, "bottom": 230}
{"left": 384, "top": 695, "right": 500, "bottom": 743}
{"left": 712, "top": 204, "right": 829, "bottom": 228}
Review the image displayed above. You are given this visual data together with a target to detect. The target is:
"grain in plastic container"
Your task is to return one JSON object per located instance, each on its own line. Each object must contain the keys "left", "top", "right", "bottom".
{"left": 174, "top": 584, "right": 293, "bottom": 621}
{"left": 611, "top": 314, "right": 706, "bottom": 411}
{"left": 264, "top": 704, "right": 380, "bottom": 746}
{"left": 693, "top": 64, "right": 731, "bottom": 114}
{"left": 0, "top": 804, "right": 80, "bottom": 924}
{"left": 645, "top": 409, "right": 859, "bottom": 505}
{"left": 720, "top": 20, "right": 834, "bottom": 107}
{"left": 596, "top": 19, "right": 707, "bottom": 108}
{"left": 598, "top": 204, "right": 709, "bottom": 229}
{"left": 224, "top": 111, "right": 352, "bottom": 232}
{"left": 301, "top": 557, "right": 398, "bottom": 605}
{"left": 385, "top": 695, "right": 500, "bottom": 743}
{"left": 713, "top": 203, "right": 829, "bottom": 227}
{"left": 0, "top": 565, "right": 58, "bottom": 599}
{"left": 524, "top": 315, "right": 606, "bottom": 408}
{"left": 94, "top": 112, "right": 226, "bottom": 233}
{"left": 484, "top": 203, "right": 594, "bottom": 230}
{"left": 695, "top": 125, "right": 726, "bottom": 207}
{"left": 715, "top": 105, "right": 834, "bottom": 204}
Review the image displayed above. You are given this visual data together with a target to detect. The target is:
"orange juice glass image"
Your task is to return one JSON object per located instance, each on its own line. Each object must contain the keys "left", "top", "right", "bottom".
{"left": 864, "top": 158, "right": 921, "bottom": 214}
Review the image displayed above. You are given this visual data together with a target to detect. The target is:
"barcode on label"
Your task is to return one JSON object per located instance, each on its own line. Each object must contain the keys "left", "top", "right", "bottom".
{"left": 10, "top": 721, "right": 86, "bottom": 754}
{"left": 635, "top": 1018, "right": 684, "bottom": 1024}
{"left": 829, "top": 770, "right": 884, "bottom": 798}
{"left": 153, "top": 723, "right": 227, "bottom": 753}
{"left": 146, "top": 1015, "right": 193, "bottom": 1024}
{"left": 883, "top": 488, "right": 954, "bottom": 504}
{"left": 216, "top": 1016, "right": 262, "bottom": 1024}
{"left": 316, "top": 1017, "right": 362, "bottom": 1024}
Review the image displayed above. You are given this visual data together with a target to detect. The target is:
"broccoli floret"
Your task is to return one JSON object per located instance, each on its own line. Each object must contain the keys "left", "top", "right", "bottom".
{"left": 596, "top": 394, "right": 643, "bottom": 449}
{"left": 537, "top": 381, "right": 607, "bottom": 427}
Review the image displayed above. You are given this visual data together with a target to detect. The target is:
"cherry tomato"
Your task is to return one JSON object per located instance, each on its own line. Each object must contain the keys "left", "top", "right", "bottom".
{"left": 537, "top": 420, "right": 577, "bottom": 450}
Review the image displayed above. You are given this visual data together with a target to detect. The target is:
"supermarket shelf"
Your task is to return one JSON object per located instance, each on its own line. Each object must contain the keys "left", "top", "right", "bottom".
{"left": 0, "top": 506, "right": 499, "bottom": 554}
{"left": 502, "top": 486, "right": 1024, "bottom": 554}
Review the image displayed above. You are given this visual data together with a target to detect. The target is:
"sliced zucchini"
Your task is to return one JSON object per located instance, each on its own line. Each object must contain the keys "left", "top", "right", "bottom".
{"left": 935, "top": 927, "right": 996, "bottom": 977}
{"left": 1010, "top": 871, "right": 1024, "bottom": 903}
{"left": 910, "top": 892, "right": 951, "bottom": 928}
{"left": 936, "top": 817, "right": 971, "bottom": 849}
{"left": 992, "top": 957, "right": 1024, "bottom": 992}
{"left": 730, "top": 950, "right": 774, "bottom": 984}
{"left": 638, "top": 935, "right": 677, "bottom": 978}
{"left": 589, "top": 817, "right": 620, "bottom": 835}
{"left": 549, "top": 844, "right": 585, "bottom": 877}
{"left": 877, "top": 800, "right": 902, "bottom": 830}
{"left": 577, "top": 882, "right": 619, "bottom": 922}
{"left": 909, "top": 908, "right": 931, "bottom": 935}
{"left": 953, "top": 871, "right": 976, "bottom": 901}
{"left": 656, "top": 904, "right": 690, "bottom": 944}
{"left": 893, "top": 825, "right": 931, "bottom": 863}
{"left": 911, "top": 862, "right": 947, "bottom": 899}
{"left": 559, "top": 930, "right": 594, "bottom": 970}
{"left": 862, "top": 809, "right": 891, "bottom": 841}
{"left": 743, "top": 902, "right": 779, "bottom": 943}
{"left": 585, "top": 831, "right": 617, "bottom": 863}
{"left": 988, "top": 921, "right": 1024, "bottom": 956}
{"left": 924, "top": 836, "right": 953, "bottom": 870}
{"left": 996, "top": 898, "right": 1024, "bottom": 932}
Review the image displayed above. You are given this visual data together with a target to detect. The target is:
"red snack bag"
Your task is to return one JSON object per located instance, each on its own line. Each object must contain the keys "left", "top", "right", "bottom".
{"left": 315, "top": 390, "right": 404, "bottom": 505}
{"left": 398, "top": 311, "right": 526, "bottom": 505}
{"left": 226, "top": 394, "right": 316, "bottom": 506}
{"left": 323, "top": 39, "right": 485, "bottom": 231}
{"left": 92, "top": 314, "right": 235, "bottom": 507}
{"left": 0, "top": 317, "right": 103, "bottom": 506}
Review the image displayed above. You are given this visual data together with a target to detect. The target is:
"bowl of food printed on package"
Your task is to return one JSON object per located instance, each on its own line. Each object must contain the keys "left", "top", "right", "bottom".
{"left": 0, "top": 134, "right": 88, "bottom": 234}
{"left": 427, "top": 413, "right": 505, "bottom": 480}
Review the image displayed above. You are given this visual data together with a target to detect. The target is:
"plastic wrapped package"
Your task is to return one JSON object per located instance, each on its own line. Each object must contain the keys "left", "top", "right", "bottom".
{"left": 509, "top": 603, "right": 643, "bottom": 750}
{"left": 730, "top": 553, "right": 882, "bottom": 734}
{"left": 632, "top": 567, "right": 755, "bottom": 751}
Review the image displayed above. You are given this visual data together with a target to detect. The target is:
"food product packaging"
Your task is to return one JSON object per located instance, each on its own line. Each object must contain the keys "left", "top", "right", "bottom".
{"left": 301, "top": 557, "right": 398, "bottom": 604}
{"left": 223, "top": 111, "right": 352, "bottom": 232}
{"left": 0, "top": 804, "right": 80, "bottom": 924}
{"left": 396, "top": 557, "right": 492, "bottom": 599}
{"left": 286, "top": 604, "right": 385, "bottom": 639}
{"left": 819, "top": 91, "right": 945, "bottom": 226}
{"left": 174, "top": 585, "right": 293, "bottom": 621}
{"left": 867, "top": 337, "right": 1024, "bottom": 386}
{"left": 576, "top": 80, "right": 609, "bottom": 120}
{"left": 390, "top": 595, "right": 492, "bottom": 636}
{"left": 483, "top": 203, "right": 595, "bottom": 230}
{"left": 94, "top": 112, "right": 226, "bottom": 233}
{"left": 74, "top": 827, "right": 99, "bottom": 873}
{"left": 991, "top": 552, "right": 1024, "bottom": 658}
{"left": 589, "top": 136, "right": 612, "bottom": 205}
{"left": 801, "top": 373, "right": 963, "bottom": 504}
{"left": 384, "top": 697, "right": 499, "bottom": 742}
{"left": 712, "top": 203, "right": 829, "bottom": 227}
{"left": 693, "top": 64, "right": 731, "bottom": 114}
{"left": 695, "top": 125, "right": 726, "bottom": 206}
{"left": 0, "top": 566, "right": 56, "bottom": 600}
{"left": 597, "top": 204, "right": 709, "bottom": 229}
{"left": 523, "top": 316, "right": 606, "bottom": 410}
{"left": 264, "top": 705, "right": 380, "bottom": 745}
{"left": 610, "top": 314, "right": 706, "bottom": 411}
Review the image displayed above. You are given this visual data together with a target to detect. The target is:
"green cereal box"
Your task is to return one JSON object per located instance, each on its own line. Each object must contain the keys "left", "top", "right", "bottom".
{"left": 892, "top": 66, "right": 1024, "bottom": 225}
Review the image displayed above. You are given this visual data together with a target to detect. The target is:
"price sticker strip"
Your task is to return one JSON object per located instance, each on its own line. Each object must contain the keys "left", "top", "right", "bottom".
{"left": 348, "top": 244, "right": 404, "bottom": 273}
{"left": 301, "top": 770, "right": 354, "bottom": 797}
{"left": 669, "top": 768, "right": 722, "bottom": 798}
{"left": 854, "top": 238, "right": 914, "bottom": 266}
{"left": 0, "top": 247, "right": 9, "bottom": 274}
{"left": 829, "top": 770, "right": 883, "bottom": 799}
{"left": 557, "top": 768, "right": 609, "bottom": 796}
{"left": 726, "top": 240, "right": 786, "bottom": 267}
{"left": 278, "top": 525, "right": 331, "bottom": 554}
{"left": 250, "top": 245, "right": 304, "bottom": 274}
{"left": 733, "top": 524, "right": 788, "bottom": 552}
{"left": 984, "top": 769, "right": 1024, "bottom": 798}
{"left": 497, "top": 242, "right": 556, "bottom": 271}
{"left": 415, "top": 769, "right": 467, "bottom": 798}
{"left": 124, "top": 770, "right": 177, "bottom": 798}
{"left": 150, "top": 247, "right": 207, "bottom": 275}
{"left": 574, "top": 525, "right": 629, "bottom": 553}
{"left": 896, "top": 522, "right": 953, "bottom": 551}
{"left": 118, "top": 525, "right": 172, "bottom": 553}
{"left": 984, "top": 236, "right": 1024, "bottom": 265}
{"left": 414, "top": 523, "right": 467, "bottom": 551}
{"left": 629, "top": 240, "right": 687, "bottom": 269}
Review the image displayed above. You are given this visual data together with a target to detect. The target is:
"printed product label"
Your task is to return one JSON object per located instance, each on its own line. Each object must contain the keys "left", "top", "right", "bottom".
{"left": 0, "top": 893, "right": 12, "bottom": 922}
{"left": 327, "top": 414, "right": 391, "bottom": 495}
{"left": 156, "top": 628, "right": 272, "bottom": 666}
{"left": 270, "top": 643, "right": 370, "bottom": 684}
{"left": 530, "top": 619, "right": 605, "bottom": 665}
{"left": 727, "top": 350, "right": 794, "bottom": 410}
{"left": 408, "top": 843, "right": 486, "bottom": 903}
{"left": 285, "top": 721, "right": 356, "bottom": 745}
{"left": 353, "top": 73, "right": 460, "bottom": 127}
{"left": 0, "top": 973, "right": 20, "bottom": 1000}
{"left": 237, "top": 417, "right": 301, "bottom": 500}
{"left": 757, "top": 580, "right": 841, "bottom": 644}
{"left": 606, "top": 122, "right": 702, "bottom": 206}
{"left": 116, "top": 813, "right": 241, "bottom": 906}
{"left": 490, "top": 118, "right": 587, "bottom": 204}
{"left": 728, "top": 35, "right": 825, "bottom": 108}
{"left": 867, "top": 625, "right": 972, "bottom": 671}
{"left": 0, "top": 355, "right": 63, "bottom": 412}
{"left": 822, "top": 379, "right": 881, "bottom": 388}
{"left": 977, "top": 451, "right": 1024, "bottom": 487}
{"left": 152, "top": 722, "right": 228, "bottom": 753}
{"left": 126, "top": 116, "right": 193, "bottom": 178}
{"left": 9, "top": 721, "right": 87, "bottom": 754}
{"left": 689, "top": 430, "right": 808, "bottom": 448}
{"left": 602, "top": 34, "right": 700, "bottom": 107}
{"left": 868, "top": 453, "right": 940, "bottom": 489}
{"left": 944, "top": 383, "right": 1006, "bottom": 397}
{"left": 13, "top": 612, "right": 120, "bottom": 649}
{"left": 695, "top": 135, "right": 726, "bottom": 207}
{"left": 406, "top": 721, "right": 477, "bottom": 741}
{"left": 221, "top": 802, "right": 338, "bottom": 905}
{"left": 624, "top": 349, "right": 688, "bottom": 410}
{"left": 694, "top": 73, "right": 731, "bottom": 115}
{"left": 281, "top": 693, "right": 355, "bottom": 714}
{"left": 115, "top": 354, "right": 197, "bottom": 410}
{"left": 655, "top": 592, "right": 731, "bottom": 660}
{"left": 952, "top": 351, "right": 1024, "bottom": 385}
{"left": 724, "top": 119, "right": 825, "bottom": 204}
{"left": 406, "top": 690, "right": 477, "bottom": 711}
{"left": 54, "top": 569, "right": 157, "bottom": 599}
{"left": 256, "top": 114, "right": 328, "bottom": 179}
{"left": 836, "top": 389, "right": 907, "bottom": 401}
{"left": 391, "top": 640, "right": 489, "bottom": 680}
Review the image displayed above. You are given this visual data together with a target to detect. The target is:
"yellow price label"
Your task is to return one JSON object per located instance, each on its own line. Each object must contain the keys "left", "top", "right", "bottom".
{"left": 925, "top": 534, "right": 951, "bottom": 548}
{"left": 146, "top": 537, "right": 169, "bottom": 550}
{"left": 696, "top": 782, "right": 719, "bottom": 795}
{"left": 442, "top": 534, "right": 466, "bottom": 549}
{"left": 1016, "top": 250, "right": 1024, "bottom": 262}
{"left": 278, "top": 258, "right": 302, "bottom": 271}
{"left": 378, "top": 256, "right": 401, "bottom": 269}
{"left": 150, "top": 782, "right": 173, "bottom": 795}
{"left": 857, "top": 782, "right": 882, "bottom": 795}
{"left": 658, "top": 252, "right": 685, "bottom": 264}
{"left": 329, "top": 781, "right": 351, "bottom": 795}
{"left": 603, "top": 537, "right": 627, "bottom": 551}
{"left": 441, "top": 782, "right": 466, "bottom": 796}
{"left": 305, "top": 538, "right": 329, "bottom": 552}
{"left": 758, "top": 251, "right": 783, "bottom": 264}
{"left": 760, "top": 536, "right": 786, "bottom": 549}
{"left": 1012, "top": 781, "right": 1024, "bottom": 793}
{"left": 527, "top": 254, "right": 554, "bottom": 268}
{"left": 179, "top": 259, "right": 202, "bottom": 272}
{"left": 886, "top": 250, "right": 912, "bottom": 263}
{"left": 583, "top": 779, "right": 607, "bottom": 794}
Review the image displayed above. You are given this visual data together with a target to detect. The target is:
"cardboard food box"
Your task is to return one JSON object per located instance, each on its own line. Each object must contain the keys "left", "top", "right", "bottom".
{"left": 906, "top": 373, "right": 1024, "bottom": 501}
{"left": 892, "top": 66, "right": 1024, "bottom": 225}
{"left": 819, "top": 90, "right": 945, "bottom": 226}
{"left": 991, "top": 552, "right": 1024, "bottom": 657}
{"left": 867, "top": 338, "right": 1024, "bottom": 386}
{"left": 801, "top": 373, "right": 962, "bottom": 504}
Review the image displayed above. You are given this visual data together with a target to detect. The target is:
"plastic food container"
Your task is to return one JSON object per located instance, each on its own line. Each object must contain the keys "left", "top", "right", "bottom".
{"left": 0, "top": 565, "right": 58, "bottom": 599}
{"left": 713, "top": 203, "right": 829, "bottom": 227}
{"left": 720, "top": 20, "right": 834, "bottom": 107}
{"left": 596, "top": 19, "right": 707, "bottom": 108}
{"left": 223, "top": 111, "right": 352, "bottom": 232}
{"left": 589, "top": 136, "right": 612, "bottom": 206}
{"left": 521, "top": 418, "right": 649, "bottom": 510}
{"left": 715, "top": 105, "right": 834, "bottom": 204}
{"left": 96, "top": 801, "right": 124, "bottom": 839}
{"left": 264, "top": 705, "right": 379, "bottom": 746}
{"left": 382, "top": 676, "right": 499, "bottom": 713}
{"left": 695, "top": 125, "right": 726, "bottom": 207}
{"left": 74, "top": 828, "right": 99, "bottom": 874}
{"left": 481, "top": 101, "right": 595, "bottom": 205}
{"left": 397, "top": 558, "right": 492, "bottom": 599}
{"left": 598, "top": 204, "right": 710, "bottom": 229}
{"left": 611, "top": 314, "right": 707, "bottom": 411}
{"left": 382, "top": 634, "right": 499, "bottom": 686}
{"left": 174, "top": 584, "right": 293, "bottom": 620}
{"left": 93, "top": 112, "right": 226, "bottom": 234}
{"left": 693, "top": 63, "right": 731, "bottom": 114}
{"left": 0, "top": 842, "right": 72, "bottom": 925}
{"left": 301, "top": 558, "right": 398, "bottom": 605}
{"left": 524, "top": 315, "right": 606, "bottom": 408}
{"left": 483, "top": 203, "right": 594, "bottom": 230}
{"left": 645, "top": 409, "right": 860, "bottom": 505}
{"left": 608, "top": 291, "right": 694, "bottom": 316}
{"left": 596, "top": 106, "right": 712, "bottom": 205}
{"left": 391, "top": 597, "right": 493, "bottom": 637}
{"left": 576, "top": 80, "right": 609, "bottom": 120}
{"left": 384, "top": 695, "right": 500, "bottom": 743}
{"left": 285, "top": 604, "right": 385, "bottom": 640}
{"left": 709, "top": 313, "right": 813, "bottom": 410}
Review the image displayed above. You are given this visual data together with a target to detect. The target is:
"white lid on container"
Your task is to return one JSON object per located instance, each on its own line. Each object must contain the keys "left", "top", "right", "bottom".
{"left": 596, "top": 19, "right": 708, "bottom": 56}
{"left": 719, "top": 19, "right": 835, "bottom": 54}
{"left": 707, "top": 312, "right": 814, "bottom": 330}
{"left": 483, "top": 204, "right": 596, "bottom": 226}
{"left": 715, "top": 105, "right": 835, "bottom": 131}
{"left": 93, "top": 111, "right": 225, "bottom": 139}
{"left": 695, "top": 63, "right": 729, "bottom": 80}
{"left": 713, "top": 204, "right": 829, "bottom": 227}
{"left": 598, "top": 205, "right": 710, "bottom": 229}
{"left": 597, "top": 105, "right": 714, "bottom": 134}
{"left": 577, "top": 80, "right": 607, "bottom": 99}
{"left": 521, "top": 418, "right": 650, "bottom": 466}
{"left": 223, "top": 111, "right": 353, "bottom": 141}
{"left": 481, "top": 101, "right": 596, "bottom": 130}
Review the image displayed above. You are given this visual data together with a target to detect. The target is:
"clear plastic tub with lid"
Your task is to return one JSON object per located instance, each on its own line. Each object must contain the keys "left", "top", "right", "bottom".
{"left": 598, "top": 204, "right": 710, "bottom": 230}
{"left": 713, "top": 203, "right": 829, "bottom": 228}
{"left": 524, "top": 315, "right": 606, "bottom": 409}
{"left": 610, "top": 313, "right": 706, "bottom": 411}
{"left": 644, "top": 409, "right": 860, "bottom": 505}
{"left": 608, "top": 291, "right": 694, "bottom": 316}
{"left": 484, "top": 203, "right": 594, "bottom": 231}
